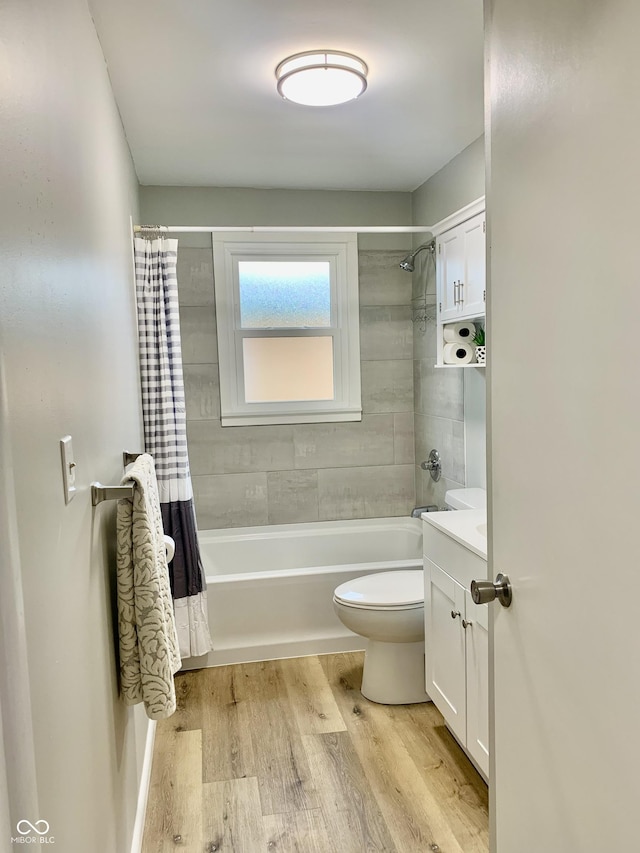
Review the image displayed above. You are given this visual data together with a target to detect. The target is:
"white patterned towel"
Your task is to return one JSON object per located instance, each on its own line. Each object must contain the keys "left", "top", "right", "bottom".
{"left": 116, "top": 454, "right": 181, "bottom": 719}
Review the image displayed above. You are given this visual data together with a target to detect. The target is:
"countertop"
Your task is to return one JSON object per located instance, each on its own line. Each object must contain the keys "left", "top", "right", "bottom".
{"left": 421, "top": 508, "right": 487, "bottom": 560}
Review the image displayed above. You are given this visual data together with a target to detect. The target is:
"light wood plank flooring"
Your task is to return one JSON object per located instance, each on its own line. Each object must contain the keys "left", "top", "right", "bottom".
{"left": 142, "top": 652, "right": 488, "bottom": 853}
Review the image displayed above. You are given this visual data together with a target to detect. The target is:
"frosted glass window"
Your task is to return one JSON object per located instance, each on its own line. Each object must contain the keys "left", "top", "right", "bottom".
{"left": 243, "top": 337, "right": 334, "bottom": 402}
{"left": 238, "top": 261, "right": 331, "bottom": 328}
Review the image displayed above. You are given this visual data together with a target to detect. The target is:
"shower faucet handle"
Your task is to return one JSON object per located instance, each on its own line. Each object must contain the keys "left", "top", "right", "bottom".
{"left": 420, "top": 449, "right": 441, "bottom": 482}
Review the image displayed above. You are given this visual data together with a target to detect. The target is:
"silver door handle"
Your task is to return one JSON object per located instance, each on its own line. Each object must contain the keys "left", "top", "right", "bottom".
{"left": 470, "top": 574, "right": 512, "bottom": 608}
{"left": 458, "top": 280, "right": 464, "bottom": 303}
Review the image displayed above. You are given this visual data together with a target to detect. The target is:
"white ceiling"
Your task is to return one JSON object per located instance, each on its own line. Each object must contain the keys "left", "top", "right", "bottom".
{"left": 89, "top": 0, "right": 484, "bottom": 192}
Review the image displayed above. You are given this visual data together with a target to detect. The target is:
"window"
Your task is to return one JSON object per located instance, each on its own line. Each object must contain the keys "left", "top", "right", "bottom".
{"left": 213, "top": 233, "right": 361, "bottom": 426}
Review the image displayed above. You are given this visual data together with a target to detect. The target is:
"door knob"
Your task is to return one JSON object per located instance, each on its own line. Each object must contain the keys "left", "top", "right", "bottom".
{"left": 470, "top": 573, "right": 512, "bottom": 608}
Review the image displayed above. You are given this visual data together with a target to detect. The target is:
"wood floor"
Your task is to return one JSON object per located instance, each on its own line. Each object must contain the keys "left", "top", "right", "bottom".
{"left": 142, "top": 652, "right": 488, "bottom": 853}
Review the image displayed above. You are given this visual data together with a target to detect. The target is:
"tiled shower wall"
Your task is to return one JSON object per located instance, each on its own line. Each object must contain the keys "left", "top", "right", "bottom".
{"left": 411, "top": 137, "right": 486, "bottom": 506}
{"left": 179, "top": 245, "right": 416, "bottom": 528}
{"left": 412, "top": 251, "right": 466, "bottom": 507}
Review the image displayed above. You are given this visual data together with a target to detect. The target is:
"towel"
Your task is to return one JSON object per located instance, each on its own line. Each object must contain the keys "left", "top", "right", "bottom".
{"left": 116, "top": 454, "right": 181, "bottom": 719}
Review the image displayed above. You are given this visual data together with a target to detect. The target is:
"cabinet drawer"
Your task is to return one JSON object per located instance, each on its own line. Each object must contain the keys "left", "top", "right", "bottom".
{"left": 423, "top": 522, "right": 487, "bottom": 589}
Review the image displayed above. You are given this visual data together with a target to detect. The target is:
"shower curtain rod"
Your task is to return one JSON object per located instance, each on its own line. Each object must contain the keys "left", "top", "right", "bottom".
{"left": 133, "top": 225, "right": 434, "bottom": 234}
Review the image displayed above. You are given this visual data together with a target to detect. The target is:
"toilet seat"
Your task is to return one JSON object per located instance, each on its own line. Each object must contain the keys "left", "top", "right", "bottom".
{"left": 333, "top": 570, "right": 424, "bottom": 611}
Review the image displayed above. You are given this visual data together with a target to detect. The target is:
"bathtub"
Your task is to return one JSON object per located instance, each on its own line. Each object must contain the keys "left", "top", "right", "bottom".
{"left": 182, "top": 516, "right": 422, "bottom": 669}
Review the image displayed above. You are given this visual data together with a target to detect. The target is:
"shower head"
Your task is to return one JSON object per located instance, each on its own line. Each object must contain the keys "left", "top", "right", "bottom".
{"left": 399, "top": 240, "right": 435, "bottom": 272}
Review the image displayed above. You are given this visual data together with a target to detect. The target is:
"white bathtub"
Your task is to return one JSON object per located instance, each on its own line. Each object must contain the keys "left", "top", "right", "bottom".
{"left": 182, "top": 516, "right": 422, "bottom": 669}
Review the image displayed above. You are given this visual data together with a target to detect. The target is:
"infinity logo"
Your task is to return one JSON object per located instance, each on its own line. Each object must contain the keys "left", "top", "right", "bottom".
{"left": 16, "top": 820, "right": 50, "bottom": 836}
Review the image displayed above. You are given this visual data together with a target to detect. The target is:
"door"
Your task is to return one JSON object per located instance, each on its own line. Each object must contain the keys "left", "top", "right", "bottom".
{"left": 459, "top": 213, "right": 486, "bottom": 319}
{"left": 487, "top": 1, "right": 640, "bottom": 850}
{"left": 437, "top": 227, "right": 463, "bottom": 322}
{"left": 424, "top": 560, "right": 466, "bottom": 744}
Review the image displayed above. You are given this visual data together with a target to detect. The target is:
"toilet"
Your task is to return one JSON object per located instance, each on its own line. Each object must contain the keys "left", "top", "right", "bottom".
{"left": 333, "top": 488, "right": 486, "bottom": 705}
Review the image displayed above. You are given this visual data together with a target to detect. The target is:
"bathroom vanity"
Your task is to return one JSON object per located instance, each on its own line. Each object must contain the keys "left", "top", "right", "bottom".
{"left": 422, "top": 509, "right": 489, "bottom": 780}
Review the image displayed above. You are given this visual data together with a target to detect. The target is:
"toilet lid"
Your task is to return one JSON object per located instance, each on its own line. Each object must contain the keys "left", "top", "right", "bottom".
{"left": 334, "top": 571, "right": 424, "bottom": 608}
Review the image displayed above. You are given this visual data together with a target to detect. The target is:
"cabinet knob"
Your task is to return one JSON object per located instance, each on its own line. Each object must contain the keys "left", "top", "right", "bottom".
{"left": 450, "top": 609, "right": 461, "bottom": 620}
{"left": 470, "top": 574, "right": 513, "bottom": 608}
{"left": 462, "top": 619, "right": 472, "bottom": 629}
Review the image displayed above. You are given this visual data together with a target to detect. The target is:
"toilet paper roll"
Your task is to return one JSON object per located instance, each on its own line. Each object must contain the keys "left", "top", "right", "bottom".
{"left": 443, "top": 342, "right": 475, "bottom": 365}
{"left": 443, "top": 322, "right": 476, "bottom": 343}
{"left": 163, "top": 534, "right": 175, "bottom": 563}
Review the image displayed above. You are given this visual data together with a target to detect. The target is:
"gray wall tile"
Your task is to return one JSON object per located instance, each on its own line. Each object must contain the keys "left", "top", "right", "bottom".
{"left": 176, "top": 247, "right": 215, "bottom": 306}
{"left": 180, "top": 306, "right": 218, "bottom": 364}
{"left": 193, "top": 473, "right": 268, "bottom": 529}
{"left": 267, "top": 470, "right": 319, "bottom": 524}
{"left": 416, "top": 468, "right": 464, "bottom": 510}
{"left": 179, "top": 245, "right": 421, "bottom": 528}
{"left": 187, "top": 420, "right": 294, "bottom": 475}
{"left": 360, "top": 306, "right": 413, "bottom": 360}
{"left": 413, "top": 317, "right": 437, "bottom": 361}
{"left": 414, "top": 358, "right": 464, "bottom": 420}
{"left": 393, "top": 412, "right": 415, "bottom": 464}
{"left": 358, "top": 250, "right": 413, "bottom": 306}
{"left": 318, "top": 465, "right": 415, "bottom": 520}
{"left": 361, "top": 359, "right": 413, "bottom": 413}
{"left": 293, "top": 415, "right": 394, "bottom": 470}
{"left": 184, "top": 364, "right": 220, "bottom": 420}
{"left": 415, "top": 413, "right": 465, "bottom": 484}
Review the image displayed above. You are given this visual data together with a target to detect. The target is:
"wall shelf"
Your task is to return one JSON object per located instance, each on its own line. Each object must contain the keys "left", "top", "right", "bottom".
{"left": 435, "top": 363, "right": 485, "bottom": 369}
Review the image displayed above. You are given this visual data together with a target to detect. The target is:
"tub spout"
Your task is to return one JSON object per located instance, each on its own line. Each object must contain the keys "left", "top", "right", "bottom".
{"left": 411, "top": 505, "right": 439, "bottom": 517}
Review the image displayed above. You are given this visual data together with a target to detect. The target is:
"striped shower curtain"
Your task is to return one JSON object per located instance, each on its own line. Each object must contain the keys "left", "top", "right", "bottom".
{"left": 134, "top": 236, "right": 213, "bottom": 658}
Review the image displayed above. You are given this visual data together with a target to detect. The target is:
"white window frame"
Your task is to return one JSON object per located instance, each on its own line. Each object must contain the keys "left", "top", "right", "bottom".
{"left": 212, "top": 232, "right": 361, "bottom": 426}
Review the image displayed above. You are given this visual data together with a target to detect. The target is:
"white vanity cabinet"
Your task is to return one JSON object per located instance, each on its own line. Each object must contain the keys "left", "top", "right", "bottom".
{"left": 423, "top": 515, "right": 489, "bottom": 779}
{"left": 436, "top": 211, "right": 486, "bottom": 323}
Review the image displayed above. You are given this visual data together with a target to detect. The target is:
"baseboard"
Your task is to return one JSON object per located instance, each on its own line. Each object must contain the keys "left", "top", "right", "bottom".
{"left": 180, "top": 633, "right": 366, "bottom": 670}
{"left": 130, "top": 718, "right": 157, "bottom": 853}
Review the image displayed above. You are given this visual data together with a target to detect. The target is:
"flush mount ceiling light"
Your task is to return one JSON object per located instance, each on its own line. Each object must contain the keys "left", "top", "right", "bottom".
{"left": 275, "top": 50, "right": 368, "bottom": 107}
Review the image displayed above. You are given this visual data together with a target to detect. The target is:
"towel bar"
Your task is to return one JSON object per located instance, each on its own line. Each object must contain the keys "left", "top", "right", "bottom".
{"left": 91, "top": 452, "right": 145, "bottom": 505}
{"left": 91, "top": 482, "right": 135, "bottom": 506}
{"left": 123, "top": 451, "right": 143, "bottom": 467}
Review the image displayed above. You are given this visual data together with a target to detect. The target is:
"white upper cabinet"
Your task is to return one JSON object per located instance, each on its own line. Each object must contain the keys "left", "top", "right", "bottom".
{"left": 438, "top": 227, "right": 464, "bottom": 322}
{"left": 436, "top": 210, "right": 486, "bottom": 323}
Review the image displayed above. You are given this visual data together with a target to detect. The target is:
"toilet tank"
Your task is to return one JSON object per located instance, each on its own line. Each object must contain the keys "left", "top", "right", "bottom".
{"left": 444, "top": 488, "right": 487, "bottom": 511}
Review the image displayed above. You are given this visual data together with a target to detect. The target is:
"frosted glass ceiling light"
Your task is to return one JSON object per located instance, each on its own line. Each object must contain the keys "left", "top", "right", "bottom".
{"left": 275, "top": 51, "right": 368, "bottom": 107}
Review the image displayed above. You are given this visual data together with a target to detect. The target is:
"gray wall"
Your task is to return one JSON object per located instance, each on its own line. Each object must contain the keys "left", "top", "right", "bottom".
{"left": 410, "top": 136, "right": 486, "bottom": 506}
{"left": 412, "top": 136, "right": 486, "bottom": 229}
{"left": 175, "top": 244, "right": 415, "bottom": 527}
{"left": 140, "top": 186, "right": 412, "bottom": 250}
{"left": 0, "top": 1, "right": 146, "bottom": 850}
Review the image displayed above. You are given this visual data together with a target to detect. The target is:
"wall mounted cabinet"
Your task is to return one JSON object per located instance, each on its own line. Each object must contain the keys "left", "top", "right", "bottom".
{"left": 432, "top": 198, "right": 486, "bottom": 368}
{"left": 437, "top": 212, "right": 486, "bottom": 323}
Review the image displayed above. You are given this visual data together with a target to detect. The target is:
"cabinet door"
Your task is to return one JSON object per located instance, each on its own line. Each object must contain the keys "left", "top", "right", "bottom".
{"left": 458, "top": 213, "right": 486, "bottom": 319}
{"left": 437, "top": 228, "right": 464, "bottom": 322}
{"left": 425, "top": 559, "right": 466, "bottom": 744}
{"left": 464, "top": 589, "right": 489, "bottom": 778}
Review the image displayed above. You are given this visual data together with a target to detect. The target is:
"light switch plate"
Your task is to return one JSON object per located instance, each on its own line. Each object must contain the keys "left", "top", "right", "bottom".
{"left": 60, "top": 435, "right": 77, "bottom": 504}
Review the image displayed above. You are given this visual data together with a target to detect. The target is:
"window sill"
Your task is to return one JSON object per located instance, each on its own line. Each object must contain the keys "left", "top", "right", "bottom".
{"left": 220, "top": 408, "right": 362, "bottom": 427}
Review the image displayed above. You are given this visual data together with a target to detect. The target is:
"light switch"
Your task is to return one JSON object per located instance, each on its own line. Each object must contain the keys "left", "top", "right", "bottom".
{"left": 60, "top": 436, "right": 77, "bottom": 504}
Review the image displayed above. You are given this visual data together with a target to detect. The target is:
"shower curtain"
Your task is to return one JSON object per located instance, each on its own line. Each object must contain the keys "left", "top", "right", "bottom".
{"left": 133, "top": 236, "right": 213, "bottom": 658}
